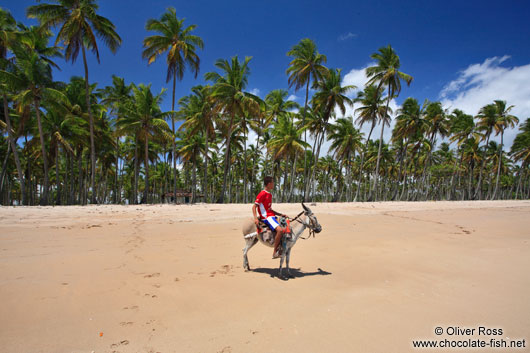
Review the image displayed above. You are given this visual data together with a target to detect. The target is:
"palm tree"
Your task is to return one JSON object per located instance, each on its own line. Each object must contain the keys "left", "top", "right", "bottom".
{"left": 305, "top": 68, "right": 355, "bottom": 201}
{"left": 42, "top": 108, "right": 79, "bottom": 204}
{"left": 420, "top": 101, "right": 449, "bottom": 197}
{"left": 267, "top": 113, "right": 309, "bottom": 201}
{"left": 474, "top": 103, "right": 498, "bottom": 199}
{"left": 461, "top": 136, "right": 482, "bottom": 198}
{"left": 176, "top": 129, "right": 205, "bottom": 203}
{"left": 328, "top": 116, "right": 363, "bottom": 201}
{"left": 448, "top": 109, "right": 479, "bottom": 200}
{"left": 16, "top": 24, "right": 63, "bottom": 70}
{"left": 0, "top": 8, "right": 27, "bottom": 205}
{"left": 286, "top": 38, "right": 329, "bottom": 187}
{"left": 205, "top": 56, "right": 261, "bottom": 203}
{"left": 28, "top": 0, "right": 122, "bottom": 204}
{"left": 366, "top": 44, "right": 412, "bottom": 200}
{"left": 511, "top": 118, "right": 530, "bottom": 199}
{"left": 1, "top": 44, "right": 67, "bottom": 205}
{"left": 265, "top": 89, "right": 299, "bottom": 124}
{"left": 100, "top": 75, "right": 132, "bottom": 203}
{"left": 178, "top": 85, "right": 215, "bottom": 202}
{"left": 392, "top": 98, "right": 427, "bottom": 200}
{"left": 121, "top": 84, "right": 171, "bottom": 203}
{"left": 353, "top": 85, "right": 388, "bottom": 200}
{"left": 286, "top": 38, "right": 328, "bottom": 119}
{"left": 490, "top": 100, "right": 518, "bottom": 199}
{"left": 142, "top": 7, "right": 203, "bottom": 203}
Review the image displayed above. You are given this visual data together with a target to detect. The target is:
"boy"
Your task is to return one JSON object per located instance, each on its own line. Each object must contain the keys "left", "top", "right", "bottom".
{"left": 252, "top": 176, "right": 288, "bottom": 258}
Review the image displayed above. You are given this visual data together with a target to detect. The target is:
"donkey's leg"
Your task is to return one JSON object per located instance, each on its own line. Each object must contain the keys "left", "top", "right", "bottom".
{"left": 243, "top": 237, "right": 258, "bottom": 271}
{"left": 278, "top": 255, "right": 285, "bottom": 278}
{"left": 285, "top": 248, "right": 292, "bottom": 277}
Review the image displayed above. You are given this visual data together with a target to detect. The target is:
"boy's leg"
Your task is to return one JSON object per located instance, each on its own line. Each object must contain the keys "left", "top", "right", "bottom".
{"left": 272, "top": 226, "right": 283, "bottom": 257}
{"left": 265, "top": 216, "right": 283, "bottom": 258}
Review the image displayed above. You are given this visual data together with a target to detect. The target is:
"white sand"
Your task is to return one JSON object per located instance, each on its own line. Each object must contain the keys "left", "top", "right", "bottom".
{"left": 1, "top": 201, "right": 529, "bottom": 352}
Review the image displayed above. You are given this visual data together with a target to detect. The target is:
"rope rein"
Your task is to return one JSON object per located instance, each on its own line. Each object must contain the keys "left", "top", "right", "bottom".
{"left": 288, "top": 212, "right": 316, "bottom": 240}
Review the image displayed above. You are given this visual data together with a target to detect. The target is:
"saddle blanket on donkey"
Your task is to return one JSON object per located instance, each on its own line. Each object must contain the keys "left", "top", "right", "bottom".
{"left": 244, "top": 217, "right": 292, "bottom": 253}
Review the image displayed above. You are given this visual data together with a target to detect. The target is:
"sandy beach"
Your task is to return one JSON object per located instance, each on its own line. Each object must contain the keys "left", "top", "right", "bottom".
{"left": 1, "top": 201, "right": 529, "bottom": 353}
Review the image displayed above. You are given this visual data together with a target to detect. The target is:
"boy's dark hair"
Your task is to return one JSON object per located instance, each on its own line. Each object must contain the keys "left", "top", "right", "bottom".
{"left": 264, "top": 176, "right": 273, "bottom": 186}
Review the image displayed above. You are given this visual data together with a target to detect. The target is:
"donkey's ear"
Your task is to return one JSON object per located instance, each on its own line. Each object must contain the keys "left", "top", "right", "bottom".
{"left": 302, "top": 203, "right": 310, "bottom": 212}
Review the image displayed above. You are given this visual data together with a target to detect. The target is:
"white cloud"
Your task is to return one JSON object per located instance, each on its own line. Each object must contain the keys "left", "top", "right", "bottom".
{"left": 338, "top": 32, "right": 357, "bottom": 41}
{"left": 313, "top": 65, "right": 400, "bottom": 156}
{"left": 341, "top": 64, "right": 372, "bottom": 97}
{"left": 249, "top": 88, "right": 261, "bottom": 97}
{"left": 287, "top": 94, "right": 298, "bottom": 102}
{"left": 340, "top": 64, "right": 399, "bottom": 140}
{"left": 440, "top": 56, "right": 530, "bottom": 148}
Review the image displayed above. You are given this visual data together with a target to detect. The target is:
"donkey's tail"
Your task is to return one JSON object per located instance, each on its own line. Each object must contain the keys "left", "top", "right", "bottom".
{"left": 244, "top": 231, "right": 258, "bottom": 239}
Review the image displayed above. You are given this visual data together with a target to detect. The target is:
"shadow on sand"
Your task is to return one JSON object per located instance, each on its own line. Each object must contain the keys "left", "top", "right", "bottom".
{"left": 251, "top": 267, "right": 332, "bottom": 280}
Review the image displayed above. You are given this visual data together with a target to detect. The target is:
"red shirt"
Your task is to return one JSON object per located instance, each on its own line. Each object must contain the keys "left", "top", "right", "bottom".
{"left": 255, "top": 190, "right": 274, "bottom": 219}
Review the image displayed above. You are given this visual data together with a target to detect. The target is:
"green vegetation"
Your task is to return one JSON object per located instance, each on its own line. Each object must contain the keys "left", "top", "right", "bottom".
{"left": 0, "top": 4, "right": 528, "bottom": 205}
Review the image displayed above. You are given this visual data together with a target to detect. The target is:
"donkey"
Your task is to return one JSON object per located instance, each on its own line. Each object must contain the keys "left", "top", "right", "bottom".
{"left": 242, "top": 203, "right": 322, "bottom": 278}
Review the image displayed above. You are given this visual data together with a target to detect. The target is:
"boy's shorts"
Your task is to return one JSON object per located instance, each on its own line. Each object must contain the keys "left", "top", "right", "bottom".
{"left": 263, "top": 216, "right": 280, "bottom": 231}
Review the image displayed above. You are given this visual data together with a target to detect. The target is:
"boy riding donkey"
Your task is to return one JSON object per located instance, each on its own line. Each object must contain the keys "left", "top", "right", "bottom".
{"left": 252, "top": 176, "right": 289, "bottom": 259}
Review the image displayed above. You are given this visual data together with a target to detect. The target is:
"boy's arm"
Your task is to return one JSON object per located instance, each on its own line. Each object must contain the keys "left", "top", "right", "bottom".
{"left": 271, "top": 209, "right": 287, "bottom": 217}
{"left": 252, "top": 204, "right": 259, "bottom": 225}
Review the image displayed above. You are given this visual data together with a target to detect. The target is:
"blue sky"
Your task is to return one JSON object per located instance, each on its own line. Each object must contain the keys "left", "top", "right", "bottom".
{"left": 5, "top": 0, "right": 530, "bottom": 147}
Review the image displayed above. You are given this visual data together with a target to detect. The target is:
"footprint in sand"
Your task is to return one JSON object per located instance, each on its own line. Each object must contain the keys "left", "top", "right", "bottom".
{"left": 174, "top": 277, "right": 180, "bottom": 282}
{"left": 120, "top": 321, "right": 134, "bottom": 326}
{"left": 218, "top": 346, "right": 232, "bottom": 353}
{"left": 144, "top": 293, "right": 158, "bottom": 298}
{"left": 110, "top": 340, "right": 129, "bottom": 349}
{"left": 456, "top": 225, "right": 474, "bottom": 234}
{"left": 144, "top": 273, "right": 160, "bottom": 278}
{"left": 211, "top": 265, "right": 233, "bottom": 277}
{"left": 123, "top": 305, "right": 139, "bottom": 311}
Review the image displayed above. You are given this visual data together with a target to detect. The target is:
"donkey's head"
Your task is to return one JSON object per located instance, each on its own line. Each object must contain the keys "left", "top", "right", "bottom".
{"left": 301, "top": 203, "right": 322, "bottom": 233}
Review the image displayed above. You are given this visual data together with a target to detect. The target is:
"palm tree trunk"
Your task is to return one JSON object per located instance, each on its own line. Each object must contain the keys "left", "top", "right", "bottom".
{"left": 307, "top": 131, "right": 326, "bottom": 201}
{"left": 69, "top": 152, "right": 74, "bottom": 204}
{"left": 355, "top": 122, "right": 375, "bottom": 201}
{"left": 474, "top": 135, "right": 490, "bottom": 200}
{"left": 243, "top": 128, "right": 248, "bottom": 203}
{"left": 0, "top": 143, "right": 10, "bottom": 198}
{"left": 491, "top": 131, "right": 504, "bottom": 200}
{"left": 514, "top": 166, "right": 524, "bottom": 199}
{"left": 134, "top": 134, "right": 139, "bottom": 204}
{"left": 83, "top": 157, "right": 89, "bottom": 205}
{"left": 191, "top": 151, "right": 197, "bottom": 204}
{"left": 282, "top": 160, "right": 289, "bottom": 202}
{"left": 115, "top": 135, "right": 119, "bottom": 203}
{"left": 77, "top": 149, "right": 82, "bottom": 204}
{"left": 468, "top": 161, "right": 474, "bottom": 198}
{"left": 288, "top": 151, "right": 298, "bottom": 202}
{"left": 144, "top": 135, "right": 149, "bottom": 204}
{"left": 219, "top": 113, "right": 235, "bottom": 203}
{"left": 203, "top": 125, "right": 209, "bottom": 202}
{"left": 251, "top": 129, "right": 261, "bottom": 197}
{"left": 304, "top": 130, "right": 320, "bottom": 201}
{"left": 420, "top": 132, "right": 436, "bottom": 199}
{"left": 171, "top": 75, "right": 177, "bottom": 204}
{"left": 3, "top": 94, "right": 26, "bottom": 205}
{"left": 302, "top": 79, "right": 310, "bottom": 196}
{"left": 372, "top": 88, "right": 390, "bottom": 201}
{"left": 346, "top": 153, "right": 353, "bottom": 202}
{"left": 34, "top": 98, "right": 49, "bottom": 205}
{"left": 56, "top": 144, "right": 61, "bottom": 205}
{"left": 81, "top": 44, "right": 97, "bottom": 204}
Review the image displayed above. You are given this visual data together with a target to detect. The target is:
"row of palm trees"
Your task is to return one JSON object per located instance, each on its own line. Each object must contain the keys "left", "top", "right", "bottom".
{"left": 1, "top": 3, "right": 529, "bottom": 206}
